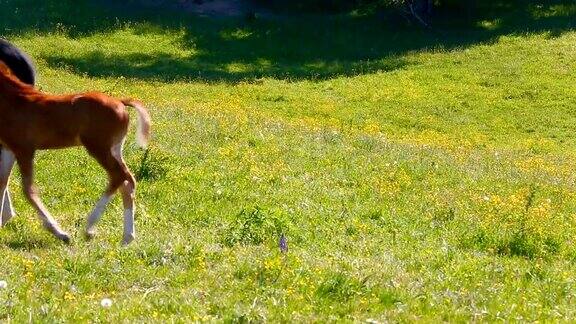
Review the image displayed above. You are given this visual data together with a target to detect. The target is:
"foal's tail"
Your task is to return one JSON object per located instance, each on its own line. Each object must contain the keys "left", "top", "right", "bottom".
{"left": 121, "top": 99, "right": 151, "bottom": 148}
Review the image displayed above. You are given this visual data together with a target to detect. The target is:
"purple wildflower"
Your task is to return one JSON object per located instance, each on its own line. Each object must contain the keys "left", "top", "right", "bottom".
{"left": 279, "top": 234, "right": 288, "bottom": 253}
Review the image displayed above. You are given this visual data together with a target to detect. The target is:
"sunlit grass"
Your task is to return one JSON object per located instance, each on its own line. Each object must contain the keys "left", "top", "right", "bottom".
{"left": 1, "top": 0, "right": 576, "bottom": 321}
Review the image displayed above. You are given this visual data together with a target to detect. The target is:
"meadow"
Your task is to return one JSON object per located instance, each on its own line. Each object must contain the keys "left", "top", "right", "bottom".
{"left": 1, "top": 0, "right": 576, "bottom": 321}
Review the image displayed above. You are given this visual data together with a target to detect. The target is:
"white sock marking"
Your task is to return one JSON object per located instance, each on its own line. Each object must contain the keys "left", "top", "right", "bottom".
{"left": 87, "top": 194, "right": 112, "bottom": 233}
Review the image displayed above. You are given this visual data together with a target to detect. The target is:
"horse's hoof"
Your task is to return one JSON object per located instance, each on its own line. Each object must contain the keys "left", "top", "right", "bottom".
{"left": 58, "top": 232, "right": 71, "bottom": 244}
{"left": 85, "top": 230, "right": 96, "bottom": 241}
{"left": 1, "top": 213, "right": 14, "bottom": 226}
{"left": 122, "top": 234, "right": 135, "bottom": 246}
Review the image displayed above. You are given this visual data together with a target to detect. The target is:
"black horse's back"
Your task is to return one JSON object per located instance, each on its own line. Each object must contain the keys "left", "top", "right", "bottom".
{"left": 0, "top": 38, "right": 36, "bottom": 86}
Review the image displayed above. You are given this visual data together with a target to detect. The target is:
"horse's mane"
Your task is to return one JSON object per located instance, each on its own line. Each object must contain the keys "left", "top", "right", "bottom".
{"left": 0, "top": 60, "right": 38, "bottom": 96}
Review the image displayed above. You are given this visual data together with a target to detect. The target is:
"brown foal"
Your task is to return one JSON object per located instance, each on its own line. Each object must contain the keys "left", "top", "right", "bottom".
{"left": 0, "top": 61, "right": 151, "bottom": 245}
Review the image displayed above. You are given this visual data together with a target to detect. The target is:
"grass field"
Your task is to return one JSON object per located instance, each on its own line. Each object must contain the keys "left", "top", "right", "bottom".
{"left": 1, "top": 0, "right": 576, "bottom": 321}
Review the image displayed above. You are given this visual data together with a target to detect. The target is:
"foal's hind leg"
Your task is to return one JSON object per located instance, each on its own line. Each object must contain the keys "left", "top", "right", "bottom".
{"left": 16, "top": 151, "right": 70, "bottom": 243}
{"left": 112, "top": 141, "right": 137, "bottom": 246}
{"left": 119, "top": 180, "right": 136, "bottom": 245}
{"left": 83, "top": 146, "right": 120, "bottom": 240}
{"left": 0, "top": 148, "right": 15, "bottom": 226}
{"left": 85, "top": 194, "right": 112, "bottom": 240}
{"left": 84, "top": 139, "right": 136, "bottom": 245}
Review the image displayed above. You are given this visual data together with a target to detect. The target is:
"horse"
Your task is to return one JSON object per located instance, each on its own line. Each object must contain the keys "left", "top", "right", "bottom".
{"left": 0, "top": 39, "right": 37, "bottom": 226}
{"left": 0, "top": 38, "right": 36, "bottom": 86}
{"left": 0, "top": 61, "right": 151, "bottom": 245}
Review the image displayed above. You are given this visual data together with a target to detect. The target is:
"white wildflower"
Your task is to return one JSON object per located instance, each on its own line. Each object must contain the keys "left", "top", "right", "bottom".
{"left": 100, "top": 298, "right": 113, "bottom": 308}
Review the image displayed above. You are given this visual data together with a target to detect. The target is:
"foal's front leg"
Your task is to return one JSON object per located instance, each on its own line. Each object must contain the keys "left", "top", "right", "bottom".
{"left": 16, "top": 151, "right": 71, "bottom": 243}
{"left": 0, "top": 148, "right": 15, "bottom": 226}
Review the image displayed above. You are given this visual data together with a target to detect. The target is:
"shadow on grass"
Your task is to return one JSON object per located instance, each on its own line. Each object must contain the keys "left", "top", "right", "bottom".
{"left": 3, "top": 237, "right": 55, "bottom": 251}
{"left": 0, "top": 0, "right": 574, "bottom": 83}
{"left": 1, "top": 221, "right": 60, "bottom": 250}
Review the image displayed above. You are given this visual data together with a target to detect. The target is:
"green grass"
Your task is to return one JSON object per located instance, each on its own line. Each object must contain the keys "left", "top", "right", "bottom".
{"left": 1, "top": 0, "right": 576, "bottom": 321}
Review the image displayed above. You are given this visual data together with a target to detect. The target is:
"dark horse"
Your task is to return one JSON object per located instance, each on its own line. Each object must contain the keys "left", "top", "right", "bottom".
{"left": 0, "top": 39, "right": 37, "bottom": 230}
{"left": 0, "top": 38, "right": 36, "bottom": 86}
